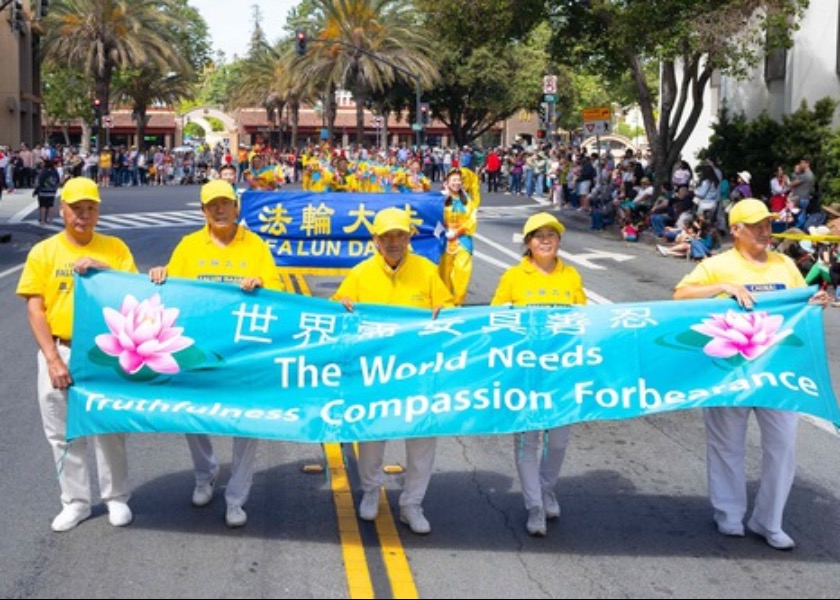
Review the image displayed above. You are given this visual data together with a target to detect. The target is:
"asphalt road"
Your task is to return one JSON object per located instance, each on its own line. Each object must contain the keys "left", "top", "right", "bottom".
{"left": 1, "top": 182, "right": 839, "bottom": 599}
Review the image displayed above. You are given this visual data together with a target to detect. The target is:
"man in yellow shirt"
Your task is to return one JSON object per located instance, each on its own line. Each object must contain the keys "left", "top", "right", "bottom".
{"left": 149, "top": 179, "right": 284, "bottom": 528}
{"left": 332, "top": 207, "right": 454, "bottom": 534}
{"left": 673, "top": 199, "right": 829, "bottom": 550}
{"left": 17, "top": 176, "right": 137, "bottom": 532}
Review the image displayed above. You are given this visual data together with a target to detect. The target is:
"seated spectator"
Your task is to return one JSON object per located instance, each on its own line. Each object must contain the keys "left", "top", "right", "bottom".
{"left": 590, "top": 197, "right": 617, "bottom": 231}
{"left": 621, "top": 219, "right": 639, "bottom": 242}
{"left": 773, "top": 196, "right": 799, "bottom": 233}
{"left": 657, "top": 219, "right": 717, "bottom": 259}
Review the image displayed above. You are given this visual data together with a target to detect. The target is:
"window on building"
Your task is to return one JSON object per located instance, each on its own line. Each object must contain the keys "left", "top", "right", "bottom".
{"left": 765, "top": 48, "right": 787, "bottom": 83}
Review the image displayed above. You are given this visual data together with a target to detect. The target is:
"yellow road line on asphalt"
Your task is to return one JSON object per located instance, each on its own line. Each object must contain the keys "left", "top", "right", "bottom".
{"left": 324, "top": 442, "right": 374, "bottom": 599}
{"left": 296, "top": 274, "right": 418, "bottom": 598}
{"left": 349, "top": 444, "right": 419, "bottom": 599}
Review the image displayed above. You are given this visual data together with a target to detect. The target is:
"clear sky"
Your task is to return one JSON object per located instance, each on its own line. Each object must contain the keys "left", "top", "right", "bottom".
{"left": 191, "top": 0, "right": 299, "bottom": 60}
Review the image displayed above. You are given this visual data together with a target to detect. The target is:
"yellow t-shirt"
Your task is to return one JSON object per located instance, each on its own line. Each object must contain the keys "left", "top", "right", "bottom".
{"left": 491, "top": 257, "right": 587, "bottom": 307}
{"left": 17, "top": 232, "right": 137, "bottom": 340}
{"left": 332, "top": 252, "right": 454, "bottom": 309}
{"left": 675, "top": 248, "right": 805, "bottom": 292}
{"left": 99, "top": 152, "right": 112, "bottom": 169}
{"left": 166, "top": 225, "right": 284, "bottom": 291}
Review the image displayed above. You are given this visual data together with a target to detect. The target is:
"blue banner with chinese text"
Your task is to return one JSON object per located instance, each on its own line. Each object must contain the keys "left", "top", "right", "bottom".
{"left": 240, "top": 191, "right": 444, "bottom": 268}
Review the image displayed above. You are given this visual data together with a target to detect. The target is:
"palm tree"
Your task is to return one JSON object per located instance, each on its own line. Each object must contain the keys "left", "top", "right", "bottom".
{"left": 112, "top": 67, "right": 194, "bottom": 152}
{"left": 42, "top": 0, "right": 185, "bottom": 146}
{"left": 293, "top": 0, "right": 439, "bottom": 144}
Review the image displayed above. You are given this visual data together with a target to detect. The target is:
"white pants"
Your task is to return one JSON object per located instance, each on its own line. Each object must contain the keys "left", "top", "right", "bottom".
{"left": 38, "top": 344, "right": 129, "bottom": 510}
{"left": 515, "top": 427, "right": 571, "bottom": 510}
{"left": 358, "top": 438, "right": 436, "bottom": 508}
{"left": 704, "top": 407, "right": 797, "bottom": 533}
{"left": 187, "top": 434, "right": 258, "bottom": 508}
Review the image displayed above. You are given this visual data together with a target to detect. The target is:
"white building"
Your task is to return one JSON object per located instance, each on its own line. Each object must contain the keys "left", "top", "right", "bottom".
{"left": 681, "top": 0, "right": 840, "bottom": 163}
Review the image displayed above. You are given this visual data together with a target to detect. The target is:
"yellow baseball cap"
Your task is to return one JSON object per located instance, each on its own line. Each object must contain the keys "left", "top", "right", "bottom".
{"left": 372, "top": 207, "right": 413, "bottom": 235}
{"left": 61, "top": 177, "right": 100, "bottom": 204}
{"left": 729, "top": 198, "right": 777, "bottom": 225}
{"left": 200, "top": 179, "right": 237, "bottom": 205}
{"left": 523, "top": 212, "right": 565, "bottom": 237}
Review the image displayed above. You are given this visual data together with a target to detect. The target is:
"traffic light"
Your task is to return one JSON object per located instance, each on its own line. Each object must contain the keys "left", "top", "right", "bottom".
{"left": 40, "top": 0, "right": 49, "bottom": 18}
{"left": 11, "top": 0, "right": 24, "bottom": 31}
{"left": 295, "top": 30, "right": 307, "bottom": 56}
{"left": 536, "top": 129, "right": 546, "bottom": 140}
{"left": 92, "top": 98, "right": 102, "bottom": 127}
{"left": 420, "top": 102, "right": 430, "bottom": 125}
{"left": 537, "top": 102, "right": 548, "bottom": 125}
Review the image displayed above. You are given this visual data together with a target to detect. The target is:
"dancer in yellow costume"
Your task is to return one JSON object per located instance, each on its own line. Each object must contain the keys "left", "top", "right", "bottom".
{"left": 458, "top": 166, "right": 481, "bottom": 207}
{"left": 439, "top": 168, "right": 477, "bottom": 305}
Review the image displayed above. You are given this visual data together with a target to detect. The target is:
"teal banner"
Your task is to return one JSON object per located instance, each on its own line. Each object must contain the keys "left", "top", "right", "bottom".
{"left": 67, "top": 271, "right": 840, "bottom": 441}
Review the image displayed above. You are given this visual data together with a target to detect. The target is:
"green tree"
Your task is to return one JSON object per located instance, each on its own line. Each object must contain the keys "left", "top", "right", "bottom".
{"left": 292, "top": 0, "right": 439, "bottom": 144}
{"left": 42, "top": 64, "right": 93, "bottom": 146}
{"left": 547, "top": 0, "right": 808, "bottom": 190}
{"left": 42, "top": 0, "right": 186, "bottom": 148}
{"left": 112, "top": 68, "right": 194, "bottom": 151}
{"left": 415, "top": 0, "right": 547, "bottom": 146}
{"left": 109, "top": 0, "right": 209, "bottom": 151}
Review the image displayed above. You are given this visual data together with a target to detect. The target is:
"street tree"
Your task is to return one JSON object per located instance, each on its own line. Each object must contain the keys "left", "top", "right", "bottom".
{"left": 110, "top": 0, "right": 208, "bottom": 151}
{"left": 416, "top": 0, "right": 546, "bottom": 147}
{"left": 291, "top": 0, "right": 439, "bottom": 144}
{"left": 42, "top": 0, "right": 185, "bottom": 148}
{"left": 547, "top": 0, "right": 808, "bottom": 189}
{"left": 41, "top": 64, "right": 93, "bottom": 147}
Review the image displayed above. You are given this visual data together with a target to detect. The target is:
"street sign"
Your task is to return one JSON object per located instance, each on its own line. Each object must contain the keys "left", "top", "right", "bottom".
{"left": 581, "top": 106, "right": 611, "bottom": 122}
{"left": 543, "top": 75, "right": 557, "bottom": 94}
{"left": 584, "top": 120, "right": 612, "bottom": 135}
{"left": 371, "top": 116, "right": 384, "bottom": 128}
{"left": 543, "top": 94, "right": 556, "bottom": 103}
{"left": 102, "top": 115, "right": 114, "bottom": 129}
{"left": 411, "top": 123, "right": 423, "bottom": 131}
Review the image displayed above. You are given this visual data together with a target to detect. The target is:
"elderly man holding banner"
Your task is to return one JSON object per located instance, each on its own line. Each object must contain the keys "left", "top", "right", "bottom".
{"left": 332, "top": 206, "right": 454, "bottom": 535}
{"left": 673, "top": 199, "right": 829, "bottom": 550}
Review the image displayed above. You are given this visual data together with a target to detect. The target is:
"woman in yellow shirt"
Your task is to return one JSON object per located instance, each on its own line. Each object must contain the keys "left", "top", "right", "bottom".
{"left": 490, "top": 212, "right": 586, "bottom": 537}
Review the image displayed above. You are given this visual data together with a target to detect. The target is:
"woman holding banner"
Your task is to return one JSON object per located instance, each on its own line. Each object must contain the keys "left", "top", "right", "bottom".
{"left": 490, "top": 212, "right": 586, "bottom": 537}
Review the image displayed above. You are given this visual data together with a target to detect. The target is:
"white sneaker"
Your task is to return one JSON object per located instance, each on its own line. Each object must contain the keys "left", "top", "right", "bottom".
{"left": 542, "top": 489, "right": 561, "bottom": 520}
{"left": 359, "top": 489, "right": 380, "bottom": 521}
{"left": 192, "top": 467, "right": 219, "bottom": 507}
{"left": 747, "top": 517, "right": 795, "bottom": 550}
{"left": 106, "top": 501, "right": 133, "bottom": 527}
{"left": 226, "top": 504, "right": 247, "bottom": 528}
{"left": 399, "top": 505, "right": 431, "bottom": 535}
{"left": 526, "top": 507, "right": 547, "bottom": 537}
{"left": 715, "top": 519, "right": 745, "bottom": 537}
{"left": 51, "top": 505, "right": 92, "bottom": 532}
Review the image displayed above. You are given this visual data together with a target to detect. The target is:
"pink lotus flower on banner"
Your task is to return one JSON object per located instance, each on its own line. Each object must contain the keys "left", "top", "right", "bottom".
{"left": 690, "top": 310, "right": 792, "bottom": 360}
{"left": 95, "top": 293, "right": 194, "bottom": 375}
